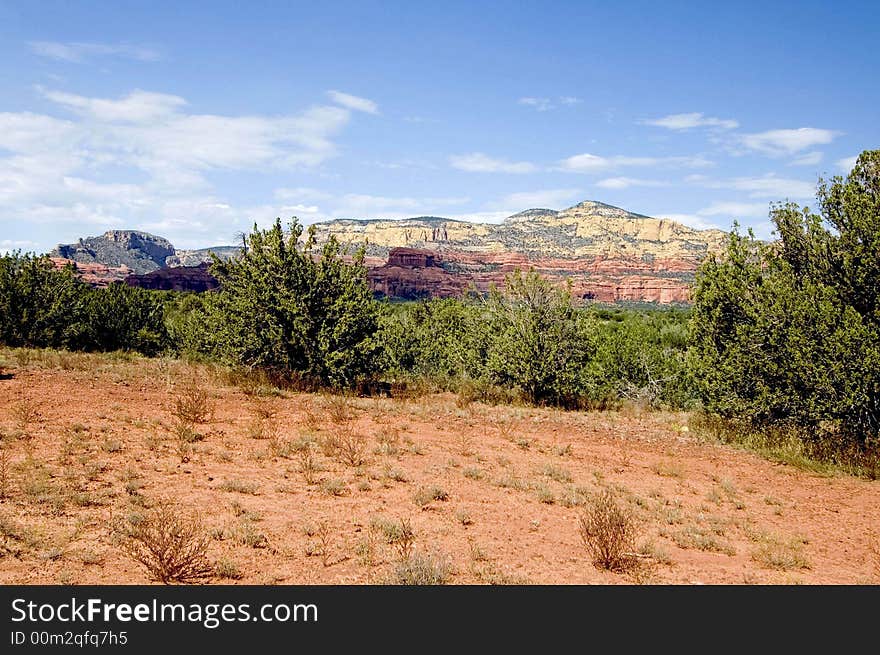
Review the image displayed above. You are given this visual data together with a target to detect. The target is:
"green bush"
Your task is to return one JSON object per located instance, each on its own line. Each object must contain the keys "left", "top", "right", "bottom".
{"left": 690, "top": 149, "right": 880, "bottom": 450}
{"left": 0, "top": 253, "right": 90, "bottom": 349}
{"left": 201, "top": 217, "right": 383, "bottom": 389}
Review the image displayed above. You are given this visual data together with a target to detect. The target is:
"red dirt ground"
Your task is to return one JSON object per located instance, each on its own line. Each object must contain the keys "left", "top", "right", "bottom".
{"left": 1, "top": 350, "right": 878, "bottom": 585}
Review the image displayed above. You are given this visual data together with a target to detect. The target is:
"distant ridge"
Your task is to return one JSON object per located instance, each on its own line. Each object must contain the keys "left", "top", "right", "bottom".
{"left": 48, "top": 199, "right": 730, "bottom": 303}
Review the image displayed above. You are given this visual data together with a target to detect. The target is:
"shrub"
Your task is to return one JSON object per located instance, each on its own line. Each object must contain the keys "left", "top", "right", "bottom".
{"left": 690, "top": 149, "right": 880, "bottom": 455}
{"left": 114, "top": 503, "right": 213, "bottom": 584}
{"left": 172, "top": 379, "right": 214, "bottom": 424}
{"left": 578, "top": 490, "right": 637, "bottom": 572}
{"left": 389, "top": 551, "right": 450, "bottom": 585}
{"left": 203, "top": 218, "right": 383, "bottom": 389}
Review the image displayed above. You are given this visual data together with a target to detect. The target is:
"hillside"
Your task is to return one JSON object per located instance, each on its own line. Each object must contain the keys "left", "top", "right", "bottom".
{"left": 48, "top": 200, "right": 730, "bottom": 302}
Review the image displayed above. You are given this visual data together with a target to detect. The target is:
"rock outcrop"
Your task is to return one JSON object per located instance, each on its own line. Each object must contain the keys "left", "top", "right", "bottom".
{"left": 48, "top": 200, "right": 731, "bottom": 303}
{"left": 52, "top": 230, "right": 175, "bottom": 275}
{"left": 124, "top": 263, "right": 219, "bottom": 292}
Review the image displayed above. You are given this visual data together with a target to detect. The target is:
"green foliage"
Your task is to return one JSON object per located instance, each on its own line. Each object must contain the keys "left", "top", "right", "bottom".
{"left": 84, "top": 284, "right": 169, "bottom": 355}
{"left": 0, "top": 251, "right": 169, "bottom": 355}
{"left": 0, "top": 252, "right": 90, "bottom": 349}
{"left": 483, "top": 270, "right": 595, "bottom": 407}
{"left": 202, "top": 217, "right": 382, "bottom": 388}
{"left": 690, "top": 149, "right": 880, "bottom": 449}
{"left": 378, "top": 272, "right": 695, "bottom": 409}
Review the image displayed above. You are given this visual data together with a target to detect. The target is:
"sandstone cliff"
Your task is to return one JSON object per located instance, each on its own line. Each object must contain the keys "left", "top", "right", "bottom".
{"left": 47, "top": 200, "right": 731, "bottom": 302}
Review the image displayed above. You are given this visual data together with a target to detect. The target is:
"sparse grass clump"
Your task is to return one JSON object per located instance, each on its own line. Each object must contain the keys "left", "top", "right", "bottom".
{"left": 542, "top": 463, "right": 573, "bottom": 483}
{"left": 172, "top": 379, "right": 214, "bottom": 424}
{"left": 214, "top": 558, "right": 244, "bottom": 580}
{"left": 750, "top": 533, "right": 810, "bottom": 570}
{"left": 371, "top": 517, "right": 415, "bottom": 559}
{"left": 113, "top": 502, "right": 213, "bottom": 584}
{"left": 578, "top": 490, "right": 638, "bottom": 572}
{"left": 218, "top": 479, "right": 259, "bottom": 495}
{"left": 389, "top": 551, "right": 450, "bottom": 585}
{"left": 414, "top": 486, "right": 449, "bottom": 507}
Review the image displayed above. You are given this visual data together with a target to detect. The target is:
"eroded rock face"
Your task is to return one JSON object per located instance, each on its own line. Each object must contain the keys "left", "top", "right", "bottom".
{"left": 47, "top": 200, "right": 730, "bottom": 303}
{"left": 124, "top": 263, "right": 219, "bottom": 292}
{"left": 52, "top": 230, "right": 175, "bottom": 275}
{"left": 367, "top": 247, "right": 696, "bottom": 303}
{"left": 49, "top": 258, "right": 133, "bottom": 287}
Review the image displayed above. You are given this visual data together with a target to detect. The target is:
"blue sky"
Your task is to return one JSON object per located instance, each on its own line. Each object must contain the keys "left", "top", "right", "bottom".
{"left": 1, "top": 0, "right": 877, "bottom": 252}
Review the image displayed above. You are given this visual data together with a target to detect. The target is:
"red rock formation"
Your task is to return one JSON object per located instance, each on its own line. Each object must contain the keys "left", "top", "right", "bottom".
{"left": 124, "top": 263, "right": 219, "bottom": 292}
{"left": 366, "top": 247, "right": 694, "bottom": 303}
{"left": 50, "top": 257, "right": 132, "bottom": 287}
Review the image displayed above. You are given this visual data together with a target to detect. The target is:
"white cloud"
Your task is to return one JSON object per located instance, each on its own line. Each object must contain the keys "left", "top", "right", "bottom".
{"left": 39, "top": 88, "right": 187, "bottom": 123}
{"left": 696, "top": 201, "right": 769, "bottom": 218}
{"left": 518, "top": 96, "right": 582, "bottom": 111}
{"left": 327, "top": 90, "right": 379, "bottom": 115}
{"left": 740, "top": 128, "right": 838, "bottom": 156}
{"left": 789, "top": 151, "right": 823, "bottom": 166}
{"left": 836, "top": 155, "right": 858, "bottom": 172}
{"left": 709, "top": 175, "right": 816, "bottom": 199}
{"left": 28, "top": 41, "right": 161, "bottom": 63}
{"left": 494, "top": 189, "right": 583, "bottom": 210}
{"left": 449, "top": 152, "right": 537, "bottom": 174}
{"left": 641, "top": 112, "right": 738, "bottom": 130}
{"left": 595, "top": 177, "right": 666, "bottom": 190}
{"left": 518, "top": 97, "right": 553, "bottom": 111}
{"left": 0, "top": 87, "right": 377, "bottom": 248}
{"left": 560, "top": 152, "right": 712, "bottom": 173}
{"left": 274, "top": 187, "right": 334, "bottom": 202}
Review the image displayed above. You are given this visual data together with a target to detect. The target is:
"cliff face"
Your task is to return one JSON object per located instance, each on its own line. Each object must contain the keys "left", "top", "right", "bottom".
{"left": 124, "top": 263, "right": 219, "bottom": 292}
{"left": 52, "top": 230, "right": 176, "bottom": 275}
{"left": 48, "top": 200, "right": 729, "bottom": 303}
{"left": 319, "top": 201, "right": 727, "bottom": 303}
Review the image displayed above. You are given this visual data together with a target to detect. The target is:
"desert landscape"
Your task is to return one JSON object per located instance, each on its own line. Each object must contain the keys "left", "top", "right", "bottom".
{"left": 2, "top": 348, "right": 878, "bottom": 585}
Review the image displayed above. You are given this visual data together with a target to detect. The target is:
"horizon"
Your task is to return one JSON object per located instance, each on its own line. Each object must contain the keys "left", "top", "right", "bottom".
{"left": 1, "top": 1, "right": 878, "bottom": 253}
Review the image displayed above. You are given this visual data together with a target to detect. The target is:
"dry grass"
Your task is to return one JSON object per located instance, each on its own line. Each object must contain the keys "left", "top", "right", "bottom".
{"left": 113, "top": 502, "right": 213, "bottom": 584}
{"left": 171, "top": 379, "right": 214, "bottom": 425}
{"left": 578, "top": 490, "right": 638, "bottom": 572}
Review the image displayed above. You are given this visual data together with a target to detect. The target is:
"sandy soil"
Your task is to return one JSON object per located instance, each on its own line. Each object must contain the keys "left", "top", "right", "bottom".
{"left": 1, "top": 351, "right": 878, "bottom": 585}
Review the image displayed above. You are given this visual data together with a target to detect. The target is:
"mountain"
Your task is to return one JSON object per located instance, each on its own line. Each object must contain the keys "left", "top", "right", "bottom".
{"left": 48, "top": 200, "right": 730, "bottom": 302}
{"left": 311, "top": 200, "right": 727, "bottom": 260}
{"left": 312, "top": 200, "right": 728, "bottom": 303}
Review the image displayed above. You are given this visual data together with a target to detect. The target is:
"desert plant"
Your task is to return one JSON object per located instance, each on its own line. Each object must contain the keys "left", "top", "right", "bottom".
{"left": 11, "top": 398, "right": 40, "bottom": 433}
{"left": 414, "top": 486, "right": 449, "bottom": 507}
{"left": 335, "top": 426, "right": 367, "bottom": 467}
{"left": 114, "top": 502, "right": 213, "bottom": 584}
{"left": 172, "top": 380, "right": 213, "bottom": 424}
{"left": 371, "top": 516, "right": 415, "bottom": 560}
{"left": 578, "top": 490, "right": 637, "bottom": 572}
{"left": 298, "top": 446, "right": 320, "bottom": 485}
{"left": 389, "top": 551, "right": 450, "bottom": 585}
{"left": 0, "top": 442, "right": 9, "bottom": 500}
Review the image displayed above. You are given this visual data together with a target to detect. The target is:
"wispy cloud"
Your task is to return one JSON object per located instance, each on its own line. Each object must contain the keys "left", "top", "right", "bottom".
{"left": 641, "top": 112, "right": 738, "bottom": 130}
{"left": 38, "top": 88, "right": 187, "bottom": 123}
{"left": 28, "top": 41, "right": 162, "bottom": 63}
{"left": 696, "top": 201, "right": 769, "bottom": 217}
{"left": 449, "top": 152, "right": 537, "bottom": 174}
{"left": 740, "top": 127, "right": 838, "bottom": 156}
{"left": 494, "top": 189, "right": 583, "bottom": 210}
{"left": 327, "top": 90, "right": 379, "bottom": 115}
{"left": 691, "top": 174, "right": 816, "bottom": 199}
{"left": 0, "top": 87, "right": 374, "bottom": 246}
{"left": 560, "top": 152, "right": 712, "bottom": 173}
{"left": 518, "top": 96, "right": 582, "bottom": 112}
{"left": 788, "top": 151, "right": 823, "bottom": 166}
{"left": 518, "top": 97, "right": 554, "bottom": 111}
{"left": 836, "top": 155, "right": 858, "bottom": 172}
{"left": 595, "top": 177, "right": 666, "bottom": 190}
